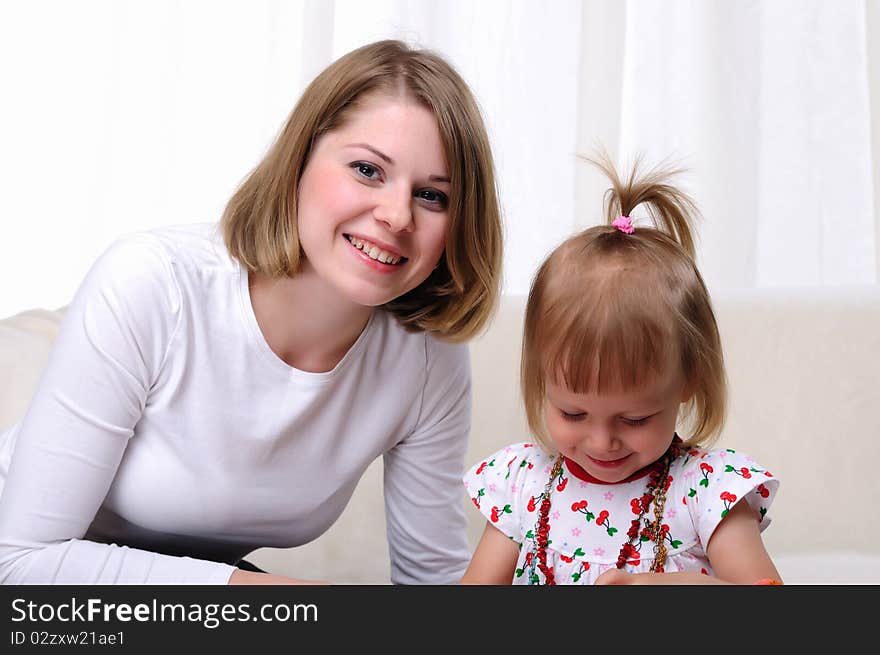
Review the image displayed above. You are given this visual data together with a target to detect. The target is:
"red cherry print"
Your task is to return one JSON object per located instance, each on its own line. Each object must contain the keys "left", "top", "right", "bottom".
{"left": 630, "top": 499, "right": 642, "bottom": 514}
{"left": 700, "top": 462, "right": 713, "bottom": 473}
{"left": 471, "top": 497, "right": 480, "bottom": 508}
{"left": 740, "top": 467, "right": 752, "bottom": 479}
{"left": 557, "top": 477, "right": 568, "bottom": 492}
{"left": 476, "top": 461, "right": 488, "bottom": 475}
{"left": 490, "top": 506, "right": 500, "bottom": 523}
{"left": 757, "top": 484, "right": 770, "bottom": 498}
{"left": 597, "top": 510, "right": 609, "bottom": 524}
{"left": 560, "top": 554, "right": 573, "bottom": 563}
{"left": 570, "top": 500, "right": 588, "bottom": 512}
{"left": 528, "top": 496, "right": 537, "bottom": 512}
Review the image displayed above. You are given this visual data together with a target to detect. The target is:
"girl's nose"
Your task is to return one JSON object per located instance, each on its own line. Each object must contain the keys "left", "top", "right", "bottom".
{"left": 584, "top": 425, "right": 620, "bottom": 454}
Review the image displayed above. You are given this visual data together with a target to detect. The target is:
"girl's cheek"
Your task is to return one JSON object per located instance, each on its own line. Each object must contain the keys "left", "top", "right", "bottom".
{"left": 548, "top": 418, "right": 579, "bottom": 451}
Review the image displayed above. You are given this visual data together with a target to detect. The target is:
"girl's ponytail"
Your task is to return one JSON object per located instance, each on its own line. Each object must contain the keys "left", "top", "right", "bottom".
{"left": 584, "top": 153, "right": 699, "bottom": 259}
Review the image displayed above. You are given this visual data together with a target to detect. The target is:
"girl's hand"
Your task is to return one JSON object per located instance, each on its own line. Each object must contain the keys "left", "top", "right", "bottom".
{"left": 594, "top": 569, "right": 730, "bottom": 585}
{"left": 228, "top": 569, "right": 329, "bottom": 585}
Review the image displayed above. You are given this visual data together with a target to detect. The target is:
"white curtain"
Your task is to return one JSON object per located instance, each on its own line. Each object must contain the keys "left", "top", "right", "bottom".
{"left": 0, "top": 0, "right": 877, "bottom": 317}
{"left": 579, "top": 0, "right": 878, "bottom": 290}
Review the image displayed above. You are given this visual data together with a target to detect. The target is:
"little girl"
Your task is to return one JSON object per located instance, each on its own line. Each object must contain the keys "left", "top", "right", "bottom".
{"left": 461, "top": 157, "right": 782, "bottom": 585}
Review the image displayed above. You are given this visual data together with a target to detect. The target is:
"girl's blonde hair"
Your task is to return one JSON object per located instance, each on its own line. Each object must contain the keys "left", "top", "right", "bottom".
{"left": 221, "top": 40, "right": 502, "bottom": 341}
{"left": 522, "top": 155, "right": 727, "bottom": 450}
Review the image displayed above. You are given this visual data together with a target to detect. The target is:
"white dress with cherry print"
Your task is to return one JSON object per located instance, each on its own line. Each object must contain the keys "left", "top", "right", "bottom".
{"left": 463, "top": 442, "right": 779, "bottom": 585}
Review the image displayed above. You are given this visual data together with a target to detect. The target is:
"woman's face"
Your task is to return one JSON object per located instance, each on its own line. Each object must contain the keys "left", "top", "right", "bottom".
{"left": 296, "top": 93, "right": 451, "bottom": 308}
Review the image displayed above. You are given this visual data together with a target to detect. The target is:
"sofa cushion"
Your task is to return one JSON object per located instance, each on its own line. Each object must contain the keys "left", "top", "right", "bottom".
{"left": 0, "top": 308, "right": 65, "bottom": 432}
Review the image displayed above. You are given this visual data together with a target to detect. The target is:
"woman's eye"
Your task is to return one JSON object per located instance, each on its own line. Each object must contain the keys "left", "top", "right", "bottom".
{"left": 351, "top": 162, "right": 381, "bottom": 180}
{"left": 416, "top": 188, "right": 448, "bottom": 209}
{"left": 621, "top": 417, "right": 649, "bottom": 427}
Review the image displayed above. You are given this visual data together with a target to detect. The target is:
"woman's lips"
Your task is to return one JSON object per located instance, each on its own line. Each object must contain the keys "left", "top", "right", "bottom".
{"left": 587, "top": 454, "right": 631, "bottom": 469}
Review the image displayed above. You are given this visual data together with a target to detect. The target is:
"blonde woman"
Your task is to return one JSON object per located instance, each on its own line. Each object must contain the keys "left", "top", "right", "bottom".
{"left": 0, "top": 40, "right": 502, "bottom": 585}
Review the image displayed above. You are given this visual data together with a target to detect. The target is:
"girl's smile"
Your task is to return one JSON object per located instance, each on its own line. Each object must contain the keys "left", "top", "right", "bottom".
{"left": 586, "top": 453, "right": 632, "bottom": 468}
{"left": 544, "top": 375, "right": 691, "bottom": 483}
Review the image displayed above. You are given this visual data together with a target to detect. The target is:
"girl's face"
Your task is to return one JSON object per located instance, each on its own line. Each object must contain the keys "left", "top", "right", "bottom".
{"left": 543, "top": 372, "right": 691, "bottom": 483}
{"left": 295, "top": 93, "right": 451, "bottom": 308}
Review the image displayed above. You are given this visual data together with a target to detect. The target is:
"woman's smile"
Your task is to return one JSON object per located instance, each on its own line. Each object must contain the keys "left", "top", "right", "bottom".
{"left": 344, "top": 233, "right": 407, "bottom": 270}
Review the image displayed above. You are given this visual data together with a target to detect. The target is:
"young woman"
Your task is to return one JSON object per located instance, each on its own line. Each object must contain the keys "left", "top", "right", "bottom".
{"left": 0, "top": 40, "right": 502, "bottom": 585}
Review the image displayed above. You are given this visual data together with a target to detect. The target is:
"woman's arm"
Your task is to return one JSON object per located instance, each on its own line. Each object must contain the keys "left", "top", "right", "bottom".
{"left": 595, "top": 501, "right": 781, "bottom": 585}
{"left": 0, "top": 236, "right": 234, "bottom": 584}
{"left": 382, "top": 338, "right": 472, "bottom": 584}
{"left": 460, "top": 523, "right": 519, "bottom": 585}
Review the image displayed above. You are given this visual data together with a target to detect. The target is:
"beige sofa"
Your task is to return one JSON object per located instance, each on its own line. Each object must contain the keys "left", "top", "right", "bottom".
{"left": 2, "top": 290, "right": 879, "bottom": 583}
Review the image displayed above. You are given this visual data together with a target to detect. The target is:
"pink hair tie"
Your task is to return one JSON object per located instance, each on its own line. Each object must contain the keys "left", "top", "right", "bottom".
{"left": 612, "top": 215, "right": 635, "bottom": 234}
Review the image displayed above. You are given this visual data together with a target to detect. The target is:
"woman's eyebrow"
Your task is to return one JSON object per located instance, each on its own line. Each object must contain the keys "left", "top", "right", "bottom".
{"left": 347, "top": 142, "right": 393, "bottom": 164}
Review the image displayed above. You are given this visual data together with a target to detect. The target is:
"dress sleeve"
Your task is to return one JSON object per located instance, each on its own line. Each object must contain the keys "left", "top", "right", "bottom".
{"left": 462, "top": 443, "right": 545, "bottom": 544}
{"left": 381, "top": 337, "right": 472, "bottom": 584}
{"left": 684, "top": 449, "right": 780, "bottom": 551}
{"left": 0, "top": 235, "right": 236, "bottom": 584}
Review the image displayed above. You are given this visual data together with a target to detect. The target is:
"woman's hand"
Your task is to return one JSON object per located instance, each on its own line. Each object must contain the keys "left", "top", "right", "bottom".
{"left": 228, "top": 569, "right": 329, "bottom": 585}
{"left": 594, "top": 569, "right": 730, "bottom": 585}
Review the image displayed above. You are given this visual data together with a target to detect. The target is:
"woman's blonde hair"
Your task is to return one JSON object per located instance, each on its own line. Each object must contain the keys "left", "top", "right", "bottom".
{"left": 522, "top": 155, "right": 727, "bottom": 450}
{"left": 221, "top": 40, "right": 502, "bottom": 340}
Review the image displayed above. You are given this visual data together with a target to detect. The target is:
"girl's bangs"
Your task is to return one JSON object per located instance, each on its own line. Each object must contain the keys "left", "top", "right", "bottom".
{"left": 542, "top": 288, "right": 677, "bottom": 394}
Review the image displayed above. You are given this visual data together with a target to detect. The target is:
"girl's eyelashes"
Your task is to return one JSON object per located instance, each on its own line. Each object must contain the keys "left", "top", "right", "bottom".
{"left": 556, "top": 406, "right": 651, "bottom": 426}
{"left": 559, "top": 408, "right": 585, "bottom": 421}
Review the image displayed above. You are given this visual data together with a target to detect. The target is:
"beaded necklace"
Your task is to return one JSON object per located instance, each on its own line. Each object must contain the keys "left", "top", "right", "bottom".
{"left": 527, "top": 437, "right": 682, "bottom": 585}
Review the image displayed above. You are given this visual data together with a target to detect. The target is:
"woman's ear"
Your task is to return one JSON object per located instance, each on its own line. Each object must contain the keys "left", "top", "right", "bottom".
{"left": 680, "top": 381, "right": 695, "bottom": 404}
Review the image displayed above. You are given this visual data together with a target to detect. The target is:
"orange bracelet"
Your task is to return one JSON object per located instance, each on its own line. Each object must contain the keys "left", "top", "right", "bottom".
{"left": 753, "top": 578, "right": 784, "bottom": 585}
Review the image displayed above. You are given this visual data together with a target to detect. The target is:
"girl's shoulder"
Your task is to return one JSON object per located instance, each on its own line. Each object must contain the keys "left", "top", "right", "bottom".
{"left": 464, "top": 442, "right": 555, "bottom": 487}
{"left": 463, "top": 442, "right": 556, "bottom": 541}
{"left": 672, "top": 446, "right": 777, "bottom": 485}
{"left": 672, "top": 446, "right": 779, "bottom": 545}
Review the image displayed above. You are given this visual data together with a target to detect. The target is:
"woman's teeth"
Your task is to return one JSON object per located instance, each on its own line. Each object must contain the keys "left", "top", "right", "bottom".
{"left": 346, "top": 236, "right": 403, "bottom": 265}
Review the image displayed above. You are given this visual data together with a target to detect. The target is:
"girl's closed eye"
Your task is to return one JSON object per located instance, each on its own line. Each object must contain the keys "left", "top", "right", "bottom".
{"left": 558, "top": 408, "right": 586, "bottom": 421}
{"left": 621, "top": 416, "right": 650, "bottom": 426}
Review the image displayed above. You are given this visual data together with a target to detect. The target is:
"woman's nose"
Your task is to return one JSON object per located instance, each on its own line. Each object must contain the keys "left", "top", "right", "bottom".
{"left": 373, "top": 187, "right": 413, "bottom": 233}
